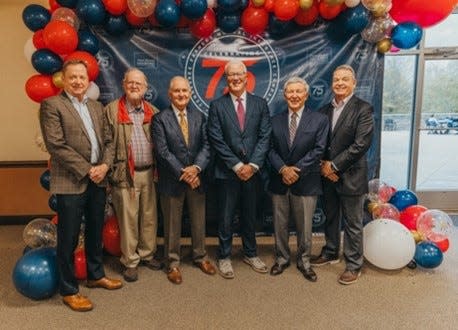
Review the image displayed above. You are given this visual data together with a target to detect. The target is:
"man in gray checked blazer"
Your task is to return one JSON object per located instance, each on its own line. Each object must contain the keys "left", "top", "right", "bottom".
{"left": 40, "top": 60, "right": 122, "bottom": 312}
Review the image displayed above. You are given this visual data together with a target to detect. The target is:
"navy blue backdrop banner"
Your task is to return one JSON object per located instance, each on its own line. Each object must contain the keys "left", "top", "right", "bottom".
{"left": 93, "top": 22, "right": 383, "bottom": 235}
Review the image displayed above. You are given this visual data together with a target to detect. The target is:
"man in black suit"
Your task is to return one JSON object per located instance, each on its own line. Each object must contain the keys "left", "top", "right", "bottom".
{"left": 311, "top": 65, "right": 374, "bottom": 285}
{"left": 207, "top": 60, "right": 271, "bottom": 279}
{"left": 152, "top": 76, "right": 216, "bottom": 285}
{"left": 268, "top": 77, "right": 329, "bottom": 282}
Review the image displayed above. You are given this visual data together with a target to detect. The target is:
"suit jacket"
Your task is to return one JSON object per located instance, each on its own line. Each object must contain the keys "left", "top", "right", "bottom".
{"left": 207, "top": 92, "right": 271, "bottom": 180}
{"left": 319, "top": 95, "right": 374, "bottom": 195}
{"left": 268, "top": 107, "right": 329, "bottom": 196}
{"left": 152, "top": 106, "right": 210, "bottom": 196}
{"left": 39, "top": 93, "right": 114, "bottom": 194}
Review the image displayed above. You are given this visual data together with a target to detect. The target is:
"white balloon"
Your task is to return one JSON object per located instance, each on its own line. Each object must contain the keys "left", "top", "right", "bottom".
{"left": 86, "top": 82, "right": 100, "bottom": 101}
{"left": 345, "top": 0, "right": 361, "bottom": 8}
{"left": 24, "top": 37, "right": 36, "bottom": 64}
{"left": 364, "top": 219, "right": 416, "bottom": 270}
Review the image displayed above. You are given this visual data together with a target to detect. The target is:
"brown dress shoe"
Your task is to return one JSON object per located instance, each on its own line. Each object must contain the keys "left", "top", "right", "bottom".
{"left": 86, "top": 277, "right": 123, "bottom": 290}
{"left": 123, "top": 267, "right": 138, "bottom": 282}
{"left": 338, "top": 269, "right": 361, "bottom": 285}
{"left": 194, "top": 260, "right": 216, "bottom": 275}
{"left": 140, "top": 258, "right": 164, "bottom": 271}
{"left": 62, "top": 293, "right": 93, "bottom": 312}
{"left": 167, "top": 267, "right": 182, "bottom": 285}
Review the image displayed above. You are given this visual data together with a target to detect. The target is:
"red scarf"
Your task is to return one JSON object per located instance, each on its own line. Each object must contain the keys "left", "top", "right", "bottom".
{"left": 117, "top": 96, "right": 155, "bottom": 180}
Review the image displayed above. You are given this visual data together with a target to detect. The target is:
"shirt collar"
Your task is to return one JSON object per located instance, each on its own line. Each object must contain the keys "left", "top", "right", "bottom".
{"left": 126, "top": 100, "right": 143, "bottom": 113}
{"left": 171, "top": 104, "right": 187, "bottom": 116}
{"left": 65, "top": 91, "right": 88, "bottom": 104}
{"left": 288, "top": 107, "right": 304, "bottom": 118}
{"left": 230, "top": 91, "right": 247, "bottom": 103}
{"left": 332, "top": 93, "right": 353, "bottom": 109}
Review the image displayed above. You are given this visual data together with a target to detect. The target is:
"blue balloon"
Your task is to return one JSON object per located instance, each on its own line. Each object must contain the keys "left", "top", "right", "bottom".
{"left": 57, "top": 0, "right": 78, "bottom": 8}
{"left": 391, "top": 22, "right": 423, "bottom": 49}
{"left": 240, "top": 0, "right": 249, "bottom": 10}
{"left": 268, "top": 14, "right": 295, "bottom": 38}
{"left": 218, "top": 0, "right": 241, "bottom": 14}
{"left": 218, "top": 13, "right": 240, "bottom": 33}
{"left": 155, "top": 0, "right": 181, "bottom": 28}
{"left": 76, "top": 0, "right": 107, "bottom": 25}
{"left": 31, "top": 50, "right": 63, "bottom": 75}
{"left": 48, "top": 194, "right": 58, "bottom": 212}
{"left": 22, "top": 4, "right": 51, "bottom": 32}
{"left": 340, "top": 4, "right": 370, "bottom": 35}
{"left": 414, "top": 241, "right": 443, "bottom": 269}
{"left": 12, "top": 247, "right": 58, "bottom": 300}
{"left": 77, "top": 30, "right": 100, "bottom": 55}
{"left": 23, "top": 245, "right": 33, "bottom": 255}
{"left": 388, "top": 189, "right": 418, "bottom": 211}
{"left": 39, "top": 169, "right": 51, "bottom": 191}
{"left": 105, "top": 15, "right": 130, "bottom": 36}
{"left": 181, "top": 0, "right": 207, "bottom": 20}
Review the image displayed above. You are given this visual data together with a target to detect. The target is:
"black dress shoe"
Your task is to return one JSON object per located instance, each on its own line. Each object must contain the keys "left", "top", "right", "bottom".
{"left": 298, "top": 266, "right": 317, "bottom": 282}
{"left": 270, "top": 262, "right": 290, "bottom": 276}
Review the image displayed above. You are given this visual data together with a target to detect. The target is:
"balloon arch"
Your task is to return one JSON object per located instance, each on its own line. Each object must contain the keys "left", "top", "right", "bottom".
{"left": 22, "top": 0, "right": 457, "bottom": 103}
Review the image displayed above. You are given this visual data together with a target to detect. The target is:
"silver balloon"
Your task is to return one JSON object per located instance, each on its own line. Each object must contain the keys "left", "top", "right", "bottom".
{"left": 51, "top": 7, "right": 80, "bottom": 30}
{"left": 23, "top": 218, "right": 57, "bottom": 248}
{"left": 361, "top": 15, "right": 394, "bottom": 43}
{"left": 127, "top": 0, "right": 158, "bottom": 18}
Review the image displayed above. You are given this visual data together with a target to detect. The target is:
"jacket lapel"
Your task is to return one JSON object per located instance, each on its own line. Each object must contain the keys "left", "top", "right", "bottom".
{"left": 224, "top": 94, "right": 242, "bottom": 133}
{"left": 332, "top": 95, "right": 356, "bottom": 139}
{"left": 59, "top": 93, "right": 92, "bottom": 143}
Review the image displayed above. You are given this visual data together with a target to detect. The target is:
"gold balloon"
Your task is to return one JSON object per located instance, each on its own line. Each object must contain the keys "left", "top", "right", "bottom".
{"left": 252, "top": 0, "right": 265, "bottom": 7}
{"left": 324, "top": 0, "right": 345, "bottom": 5}
{"left": 300, "top": 0, "right": 314, "bottom": 10}
{"left": 377, "top": 38, "right": 392, "bottom": 54}
{"left": 371, "top": 2, "right": 391, "bottom": 18}
{"left": 367, "top": 202, "right": 379, "bottom": 214}
{"left": 52, "top": 71, "right": 64, "bottom": 89}
{"left": 410, "top": 230, "right": 424, "bottom": 243}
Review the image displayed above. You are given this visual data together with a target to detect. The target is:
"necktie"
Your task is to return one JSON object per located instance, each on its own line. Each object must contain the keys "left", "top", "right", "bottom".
{"left": 289, "top": 112, "right": 298, "bottom": 147}
{"left": 236, "top": 97, "right": 245, "bottom": 131}
{"left": 178, "top": 112, "right": 189, "bottom": 146}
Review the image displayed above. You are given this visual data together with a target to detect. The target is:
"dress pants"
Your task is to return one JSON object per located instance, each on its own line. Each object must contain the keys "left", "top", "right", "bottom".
{"left": 321, "top": 181, "right": 365, "bottom": 271}
{"left": 160, "top": 187, "right": 207, "bottom": 269}
{"left": 272, "top": 191, "right": 317, "bottom": 269}
{"left": 56, "top": 181, "right": 106, "bottom": 296}
{"left": 216, "top": 176, "right": 259, "bottom": 260}
{"left": 111, "top": 169, "right": 158, "bottom": 269}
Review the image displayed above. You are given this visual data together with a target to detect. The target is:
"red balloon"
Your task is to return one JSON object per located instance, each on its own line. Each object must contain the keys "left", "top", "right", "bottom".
{"left": 48, "top": 0, "right": 60, "bottom": 12}
{"left": 125, "top": 7, "right": 147, "bottom": 26}
{"left": 33, "top": 29, "right": 46, "bottom": 49}
{"left": 176, "top": 15, "right": 191, "bottom": 28}
{"left": 295, "top": 2, "right": 319, "bottom": 26}
{"left": 390, "top": 0, "right": 456, "bottom": 28}
{"left": 399, "top": 205, "right": 428, "bottom": 230}
{"left": 190, "top": 9, "right": 216, "bottom": 39}
{"left": 51, "top": 215, "right": 58, "bottom": 225}
{"left": 102, "top": 216, "right": 121, "bottom": 257}
{"left": 43, "top": 20, "right": 78, "bottom": 55}
{"left": 241, "top": 7, "right": 269, "bottom": 35}
{"left": 65, "top": 51, "right": 100, "bottom": 81}
{"left": 74, "top": 248, "right": 87, "bottom": 280}
{"left": 25, "top": 74, "right": 61, "bottom": 103}
{"left": 429, "top": 236, "right": 449, "bottom": 253}
{"left": 274, "top": 0, "right": 300, "bottom": 21}
{"left": 264, "top": 0, "right": 275, "bottom": 12}
{"left": 318, "top": 1, "right": 344, "bottom": 20}
{"left": 103, "top": 0, "right": 128, "bottom": 15}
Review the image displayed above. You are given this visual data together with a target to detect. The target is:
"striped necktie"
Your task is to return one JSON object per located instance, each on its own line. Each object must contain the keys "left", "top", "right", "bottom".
{"left": 289, "top": 112, "right": 298, "bottom": 147}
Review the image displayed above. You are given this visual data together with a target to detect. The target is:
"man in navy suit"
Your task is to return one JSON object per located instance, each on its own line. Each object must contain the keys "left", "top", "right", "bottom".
{"left": 207, "top": 60, "right": 272, "bottom": 279}
{"left": 311, "top": 65, "right": 374, "bottom": 285}
{"left": 268, "top": 77, "right": 329, "bottom": 282}
{"left": 152, "top": 76, "right": 216, "bottom": 284}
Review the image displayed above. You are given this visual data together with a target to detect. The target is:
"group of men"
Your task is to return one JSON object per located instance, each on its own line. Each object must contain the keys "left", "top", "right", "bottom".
{"left": 39, "top": 59, "right": 374, "bottom": 312}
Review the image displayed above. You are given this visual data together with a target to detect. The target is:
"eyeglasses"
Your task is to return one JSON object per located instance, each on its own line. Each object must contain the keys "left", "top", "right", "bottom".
{"left": 226, "top": 72, "right": 246, "bottom": 78}
{"left": 125, "top": 81, "right": 145, "bottom": 87}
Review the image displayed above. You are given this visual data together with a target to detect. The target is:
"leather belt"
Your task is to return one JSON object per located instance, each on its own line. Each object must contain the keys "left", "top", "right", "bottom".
{"left": 134, "top": 165, "right": 152, "bottom": 171}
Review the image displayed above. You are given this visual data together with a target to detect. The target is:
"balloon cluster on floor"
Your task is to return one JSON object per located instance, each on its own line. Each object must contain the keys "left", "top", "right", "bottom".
{"left": 22, "top": 0, "right": 457, "bottom": 102}
{"left": 363, "top": 179, "right": 454, "bottom": 271}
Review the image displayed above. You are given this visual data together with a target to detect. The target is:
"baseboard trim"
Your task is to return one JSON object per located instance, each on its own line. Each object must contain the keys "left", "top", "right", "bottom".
{"left": 0, "top": 215, "right": 53, "bottom": 225}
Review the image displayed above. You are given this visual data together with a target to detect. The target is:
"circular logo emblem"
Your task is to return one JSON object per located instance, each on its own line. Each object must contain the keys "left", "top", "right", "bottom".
{"left": 185, "top": 29, "right": 280, "bottom": 115}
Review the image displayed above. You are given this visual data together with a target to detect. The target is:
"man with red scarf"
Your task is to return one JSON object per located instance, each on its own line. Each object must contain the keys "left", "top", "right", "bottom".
{"left": 106, "top": 68, "right": 162, "bottom": 282}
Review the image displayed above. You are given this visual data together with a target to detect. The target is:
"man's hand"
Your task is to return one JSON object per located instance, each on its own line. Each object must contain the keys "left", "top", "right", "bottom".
{"left": 89, "top": 164, "right": 109, "bottom": 184}
{"left": 320, "top": 161, "right": 339, "bottom": 182}
{"left": 180, "top": 166, "right": 200, "bottom": 189}
{"left": 236, "top": 164, "right": 255, "bottom": 181}
{"left": 281, "top": 166, "right": 300, "bottom": 185}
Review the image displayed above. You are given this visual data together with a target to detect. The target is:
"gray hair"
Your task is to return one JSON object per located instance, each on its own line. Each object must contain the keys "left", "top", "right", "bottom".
{"left": 283, "top": 76, "right": 309, "bottom": 94}
{"left": 168, "top": 76, "right": 191, "bottom": 90}
{"left": 123, "top": 67, "right": 148, "bottom": 85}
{"left": 334, "top": 64, "right": 356, "bottom": 79}
{"left": 224, "top": 60, "right": 247, "bottom": 75}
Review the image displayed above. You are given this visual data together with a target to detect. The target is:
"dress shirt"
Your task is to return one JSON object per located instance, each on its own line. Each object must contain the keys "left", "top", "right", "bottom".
{"left": 126, "top": 101, "right": 153, "bottom": 168}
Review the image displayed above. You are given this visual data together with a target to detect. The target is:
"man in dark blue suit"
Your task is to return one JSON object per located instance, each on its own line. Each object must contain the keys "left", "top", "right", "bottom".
{"left": 311, "top": 65, "right": 374, "bottom": 285}
{"left": 268, "top": 77, "right": 329, "bottom": 282}
{"left": 207, "top": 60, "right": 272, "bottom": 279}
{"left": 152, "top": 76, "right": 216, "bottom": 284}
